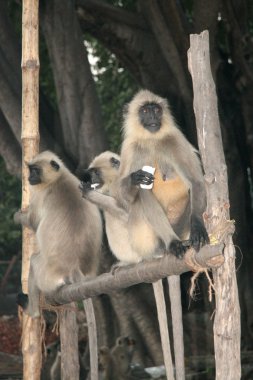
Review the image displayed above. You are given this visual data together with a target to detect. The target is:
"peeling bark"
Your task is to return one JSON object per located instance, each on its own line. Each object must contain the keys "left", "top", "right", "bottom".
{"left": 188, "top": 30, "right": 241, "bottom": 380}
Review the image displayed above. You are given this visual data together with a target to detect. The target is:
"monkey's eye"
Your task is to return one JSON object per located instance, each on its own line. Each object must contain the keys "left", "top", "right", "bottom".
{"left": 154, "top": 106, "right": 161, "bottom": 113}
{"left": 110, "top": 157, "right": 120, "bottom": 168}
{"left": 50, "top": 160, "right": 60, "bottom": 171}
{"left": 143, "top": 108, "right": 147, "bottom": 113}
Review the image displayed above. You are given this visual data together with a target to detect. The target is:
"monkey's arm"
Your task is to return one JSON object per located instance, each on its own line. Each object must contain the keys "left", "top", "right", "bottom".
{"left": 168, "top": 136, "right": 209, "bottom": 251}
{"left": 80, "top": 183, "right": 128, "bottom": 222}
{"left": 117, "top": 169, "right": 154, "bottom": 208}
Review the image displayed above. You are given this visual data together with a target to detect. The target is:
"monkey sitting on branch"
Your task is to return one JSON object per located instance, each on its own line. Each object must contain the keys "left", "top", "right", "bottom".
{"left": 80, "top": 151, "right": 175, "bottom": 379}
{"left": 80, "top": 89, "right": 209, "bottom": 379}
{"left": 116, "top": 90, "right": 209, "bottom": 379}
{"left": 15, "top": 151, "right": 102, "bottom": 316}
{"left": 116, "top": 89, "right": 209, "bottom": 258}
{"left": 14, "top": 151, "right": 102, "bottom": 376}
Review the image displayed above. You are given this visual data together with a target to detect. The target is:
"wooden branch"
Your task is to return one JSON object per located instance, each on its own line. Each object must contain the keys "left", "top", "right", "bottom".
{"left": 47, "top": 244, "right": 223, "bottom": 305}
{"left": 59, "top": 305, "right": 79, "bottom": 380}
{"left": 188, "top": 30, "right": 241, "bottom": 380}
{"left": 140, "top": 0, "right": 191, "bottom": 102}
{"left": 41, "top": 0, "right": 107, "bottom": 167}
{"left": 21, "top": 1, "right": 41, "bottom": 379}
{"left": 76, "top": 0, "right": 147, "bottom": 30}
{"left": 0, "top": 111, "right": 22, "bottom": 177}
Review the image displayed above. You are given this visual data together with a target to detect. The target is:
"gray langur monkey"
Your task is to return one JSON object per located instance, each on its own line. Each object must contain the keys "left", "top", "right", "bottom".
{"left": 116, "top": 89, "right": 209, "bottom": 380}
{"left": 117, "top": 89, "right": 209, "bottom": 259}
{"left": 79, "top": 151, "right": 175, "bottom": 379}
{"left": 98, "top": 336, "right": 140, "bottom": 380}
{"left": 14, "top": 150, "right": 102, "bottom": 379}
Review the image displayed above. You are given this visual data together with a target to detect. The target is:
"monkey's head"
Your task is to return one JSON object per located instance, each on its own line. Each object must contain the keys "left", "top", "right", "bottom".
{"left": 27, "top": 151, "right": 64, "bottom": 186}
{"left": 123, "top": 89, "right": 175, "bottom": 140}
{"left": 98, "top": 346, "right": 112, "bottom": 371}
{"left": 80, "top": 151, "right": 120, "bottom": 194}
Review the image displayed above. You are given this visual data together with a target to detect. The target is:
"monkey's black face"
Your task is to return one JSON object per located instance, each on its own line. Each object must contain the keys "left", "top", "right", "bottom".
{"left": 28, "top": 164, "right": 42, "bottom": 185}
{"left": 81, "top": 168, "right": 103, "bottom": 189}
{"left": 139, "top": 102, "right": 162, "bottom": 133}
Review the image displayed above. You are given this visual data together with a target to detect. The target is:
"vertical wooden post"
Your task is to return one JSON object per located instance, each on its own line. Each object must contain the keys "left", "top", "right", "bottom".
{"left": 188, "top": 30, "right": 241, "bottom": 380}
{"left": 60, "top": 306, "right": 80, "bottom": 380}
{"left": 153, "top": 280, "right": 174, "bottom": 380}
{"left": 21, "top": 1, "right": 41, "bottom": 379}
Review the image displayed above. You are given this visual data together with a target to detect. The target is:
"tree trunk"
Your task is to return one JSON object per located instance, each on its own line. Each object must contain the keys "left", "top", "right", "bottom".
{"left": 60, "top": 306, "right": 79, "bottom": 380}
{"left": 41, "top": 0, "right": 108, "bottom": 168}
{"left": 188, "top": 30, "right": 241, "bottom": 380}
{"left": 21, "top": 1, "right": 41, "bottom": 379}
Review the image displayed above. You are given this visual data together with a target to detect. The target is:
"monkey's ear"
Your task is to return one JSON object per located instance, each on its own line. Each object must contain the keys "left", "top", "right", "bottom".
{"left": 50, "top": 160, "right": 60, "bottom": 171}
{"left": 110, "top": 157, "right": 120, "bottom": 169}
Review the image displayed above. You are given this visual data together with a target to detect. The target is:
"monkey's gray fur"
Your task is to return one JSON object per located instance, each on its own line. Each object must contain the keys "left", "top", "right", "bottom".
{"left": 116, "top": 89, "right": 208, "bottom": 258}
{"left": 15, "top": 150, "right": 102, "bottom": 317}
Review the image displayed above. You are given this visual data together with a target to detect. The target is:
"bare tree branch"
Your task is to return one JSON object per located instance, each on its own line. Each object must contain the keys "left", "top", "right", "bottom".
{"left": 138, "top": 0, "right": 196, "bottom": 138}
{"left": 76, "top": 1, "right": 177, "bottom": 96}
{"left": 159, "top": 0, "right": 191, "bottom": 61}
{"left": 222, "top": 0, "right": 253, "bottom": 83}
{"left": 41, "top": 0, "right": 108, "bottom": 167}
{"left": 0, "top": 2, "right": 57, "bottom": 153}
{"left": 0, "top": 111, "right": 22, "bottom": 177}
{"left": 76, "top": 0, "right": 147, "bottom": 30}
{"left": 47, "top": 245, "right": 224, "bottom": 305}
{"left": 193, "top": 0, "right": 221, "bottom": 74}
{"left": 188, "top": 30, "right": 241, "bottom": 379}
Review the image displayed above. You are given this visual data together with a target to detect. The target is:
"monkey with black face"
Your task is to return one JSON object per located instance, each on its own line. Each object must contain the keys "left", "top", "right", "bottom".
{"left": 15, "top": 151, "right": 102, "bottom": 317}
{"left": 80, "top": 152, "right": 176, "bottom": 379}
{"left": 80, "top": 151, "right": 166, "bottom": 264}
{"left": 116, "top": 89, "right": 209, "bottom": 258}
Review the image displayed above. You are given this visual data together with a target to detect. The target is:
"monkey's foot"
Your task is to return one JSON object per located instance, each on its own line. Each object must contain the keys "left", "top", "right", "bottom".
{"left": 169, "top": 240, "right": 188, "bottom": 259}
{"left": 190, "top": 217, "right": 210, "bottom": 251}
{"left": 110, "top": 261, "right": 134, "bottom": 275}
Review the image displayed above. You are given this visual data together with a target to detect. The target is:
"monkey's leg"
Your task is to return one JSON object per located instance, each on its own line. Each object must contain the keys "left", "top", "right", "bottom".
{"left": 152, "top": 280, "right": 175, "bottom": 380}
{"left": 26, "top": 253, "right": 41, "bottom": 317}
{"left": 83, "top": 298, "right": 98, "bottom": 380}
{"left": 168, "top": 275, "right": 185, "bottom": 380}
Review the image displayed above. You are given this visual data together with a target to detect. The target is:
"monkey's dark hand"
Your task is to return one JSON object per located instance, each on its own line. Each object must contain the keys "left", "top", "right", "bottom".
{"left": 79, "top": 181, "right": 92, "bottom": 197}
{"left": 189, "top": 216, "right": 209, "bottom": 252}
{"left": 169, "top": 239, "right": 188, "bottom": 259}
{"left": 131, "top": 169, "right": 154, "bottom": 186}
{"left": 17, "top": 292, "right": 29, "bottom": 310}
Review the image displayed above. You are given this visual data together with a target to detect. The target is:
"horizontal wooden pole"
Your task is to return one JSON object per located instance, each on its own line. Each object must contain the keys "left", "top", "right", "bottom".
{"left": 47, "top": 244, "right": 223, "bottom": 305}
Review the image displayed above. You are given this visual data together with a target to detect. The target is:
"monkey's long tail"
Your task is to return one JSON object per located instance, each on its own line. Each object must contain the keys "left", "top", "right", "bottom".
{"left": 152, "top": 280, "right": 175, "bottom": 380}
{"left": 83, "top": 298, "right": 98, "bottom": 380}
{"left": 168, "top": 275, "right": 185, "bottom": 380}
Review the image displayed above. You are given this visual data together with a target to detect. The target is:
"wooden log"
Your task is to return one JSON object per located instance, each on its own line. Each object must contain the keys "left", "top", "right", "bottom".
{"left": 188, "top": 30, "right": 241, "bottom": 380}
{"left": 21, "top": 1, "right": 41, "bottom": 379}
{"left": 47, "top": 244, "right": 224, "bottom": 305}
{"left": 60, "top": 305, "right": 80, "bottom": 380}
